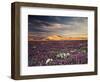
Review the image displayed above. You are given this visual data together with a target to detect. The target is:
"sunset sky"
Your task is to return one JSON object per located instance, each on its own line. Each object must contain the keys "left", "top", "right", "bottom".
{"left": 28, "top": 15, "right": 88, "bottom": 40}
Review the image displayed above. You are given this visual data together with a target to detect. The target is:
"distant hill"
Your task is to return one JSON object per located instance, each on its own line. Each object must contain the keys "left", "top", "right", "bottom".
{"left": 45, "top": 35, "right": 87, "bottom": 41}
{"left": 28, "top": 34, "right": 87, "bottom": 41}
{"left": 45, "top": 35, "right": 64, "bottom": 40}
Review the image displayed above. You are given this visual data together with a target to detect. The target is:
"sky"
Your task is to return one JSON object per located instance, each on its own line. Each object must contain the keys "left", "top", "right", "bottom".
{"left": 28, "top": 15, "right": 88, "bottom": 39}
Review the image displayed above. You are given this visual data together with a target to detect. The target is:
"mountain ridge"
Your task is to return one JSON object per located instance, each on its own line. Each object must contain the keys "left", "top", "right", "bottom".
{"left": 28, "top": 35, "right": 87, "bottom": 41}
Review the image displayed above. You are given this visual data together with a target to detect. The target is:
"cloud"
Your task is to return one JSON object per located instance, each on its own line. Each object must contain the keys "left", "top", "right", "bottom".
{"left": 28, "top": 15, "right": 88, "bottom": 37}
